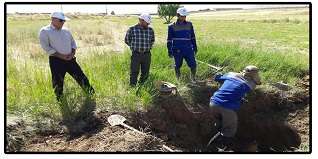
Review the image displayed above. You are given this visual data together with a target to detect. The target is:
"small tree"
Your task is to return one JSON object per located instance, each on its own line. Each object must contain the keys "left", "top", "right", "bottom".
{"left": 158, "top": 4, "right": 180, "bottom": 24}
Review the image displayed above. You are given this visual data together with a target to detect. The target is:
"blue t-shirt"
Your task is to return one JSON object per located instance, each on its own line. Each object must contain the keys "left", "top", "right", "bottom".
{"left": 210, "top": 72, "right": 254, "bottom": 110}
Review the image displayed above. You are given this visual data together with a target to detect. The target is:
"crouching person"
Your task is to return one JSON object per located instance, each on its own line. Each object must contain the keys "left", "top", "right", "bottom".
{"left": 208, "top": 65, "right": 262, "bottom": 149}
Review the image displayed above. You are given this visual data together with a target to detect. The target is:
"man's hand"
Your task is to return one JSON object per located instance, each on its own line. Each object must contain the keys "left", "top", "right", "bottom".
{"left": 53, "top": 52, "right": 67, "bottom": 60}
{"left": 65, "top": 49, "right": 76, "bottom": 61}
{"left": 213, "top": 72, "right": 223, "bottom": 81}
{"left": 65, "top": 52, "right": 75, "bottom": 61}
{"left": 53, "top": 52, "right": 73, "bottom": 61}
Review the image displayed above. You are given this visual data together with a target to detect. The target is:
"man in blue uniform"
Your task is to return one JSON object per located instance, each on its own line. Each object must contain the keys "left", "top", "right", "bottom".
{"left": 209, "top": 65, "right": 261, "bottom": 148}
{"left": 167, "top": 7, "right": 198, "bottom": 82}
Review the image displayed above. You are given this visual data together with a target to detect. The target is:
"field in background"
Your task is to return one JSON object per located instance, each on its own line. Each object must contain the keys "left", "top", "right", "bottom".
{"left": 7, "top": 7, "right": 309, "bottom": 123}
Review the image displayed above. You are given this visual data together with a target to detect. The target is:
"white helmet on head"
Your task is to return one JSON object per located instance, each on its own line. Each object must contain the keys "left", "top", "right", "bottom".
{"left": 177, "top": 7, "right": 189, "bottom": 16}
{"left": 139, "top": 13, "right": 151, "bottom": 24}
{"left": 51, "top": 12, "right": 69, "bottom": 21}
{"left": 242, "top": 65, "right": 261, "bottom": 85}
{"left": 243, "top": 65, "right": 259, "bottom": 73}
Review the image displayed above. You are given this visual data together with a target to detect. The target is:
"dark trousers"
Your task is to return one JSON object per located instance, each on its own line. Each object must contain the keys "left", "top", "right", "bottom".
{"left": 49, "top": 56, "right": 94, "bottom": 100}
{"left": 130, "top": 51, "right": 151, "bottom": 86}
{"left": 209, "top": 103, "right": 238, "bottom": 138}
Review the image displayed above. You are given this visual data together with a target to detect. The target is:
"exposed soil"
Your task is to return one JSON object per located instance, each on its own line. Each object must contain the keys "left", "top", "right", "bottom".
{"left": 6, "top": 79, "right": 310, "bottom": 152}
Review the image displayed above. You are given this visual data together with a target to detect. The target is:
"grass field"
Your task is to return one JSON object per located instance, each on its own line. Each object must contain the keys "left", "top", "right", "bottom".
{"left": 7, "top": 7, "right": 309, "bottom": 122}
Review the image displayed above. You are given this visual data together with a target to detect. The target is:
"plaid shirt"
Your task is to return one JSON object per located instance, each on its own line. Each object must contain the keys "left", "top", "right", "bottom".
{"left": 125, "top": 24, "right": 155, "bottom": 53}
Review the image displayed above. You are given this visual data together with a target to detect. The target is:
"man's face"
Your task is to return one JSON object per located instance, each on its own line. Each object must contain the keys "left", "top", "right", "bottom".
{"left": 51, "top": 17, "right": 65, "bottom": 29}
{"left": 139, "top": 19, "right": 149, "bottom": 28}
{"left": 177, "top": 15, "right": 186, "bottom": 22}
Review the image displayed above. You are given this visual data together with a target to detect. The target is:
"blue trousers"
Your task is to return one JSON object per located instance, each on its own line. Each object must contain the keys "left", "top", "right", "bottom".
{"left": 173, "top": 48, "right": 197, "bottom": 69}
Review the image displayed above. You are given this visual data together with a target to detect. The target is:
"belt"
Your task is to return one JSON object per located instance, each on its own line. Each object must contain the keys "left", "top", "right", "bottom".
{"left": 172, "top": 38, "right": 191, "bottom": 40}
{"left": 133, "top": 50, "right": 150, "bottom": 54}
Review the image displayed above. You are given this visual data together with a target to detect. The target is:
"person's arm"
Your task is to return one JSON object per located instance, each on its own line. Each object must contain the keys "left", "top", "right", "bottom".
{"left": 39, "top": 29, "right": 67, "bottom": 60}
{"left": 241, "top": 86, "right": 253, "bottom": 103}
{"left": 39, "top": 29, "right": 57, "bottom": 55}
{"left": 167, "top": 25, "right": 174, "bottom": 57}
{"left": 52, "top": 52, "right": 67, "bottom": 60}
{"left": 124, "top": 27, "right": 132, "bottom": 46}
{"left": 190, "top": 23, "right": 197, "bottom": 54}
{"left": 65, "top": 48, "right": 76, "bottom": 60}
{"left": 70, "top": 32, "right": 77, "bottom": 52}
{"left": 66, "top": 32, "right": 77, "bottom": 60}
{"left": 214, "top": 73, "right": 229, "bottom": 83}
{"left": 150, "top": 28, "right": 155, "bottom": 48}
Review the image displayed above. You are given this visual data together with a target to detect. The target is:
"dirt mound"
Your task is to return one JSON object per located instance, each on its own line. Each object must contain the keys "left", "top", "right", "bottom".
{"left": 296, "top": 75, "right": 310, "bottom": 92}
{"left": 6, "top": 116, "right": 27, "bottom": 152}
{"left": 131, "top": 83, "right": 308, "bottom": 152}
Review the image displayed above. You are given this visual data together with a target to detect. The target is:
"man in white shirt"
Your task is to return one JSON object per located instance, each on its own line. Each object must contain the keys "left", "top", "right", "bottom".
{"left": 39, "top": 12, "right": 94, "bottom": 101}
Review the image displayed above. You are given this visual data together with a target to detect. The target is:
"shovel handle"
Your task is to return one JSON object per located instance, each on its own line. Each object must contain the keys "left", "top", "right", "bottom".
{"left": 207, "top": 131, "right": 221, "bottom": 147}
{"left": 197, "top": 60, "right": 222, "bottom": 71}
{"left": 162, "top": 145, "right": 174, "bottom": 152}
{"left": 121, "top": 123, "right": 145, "bottom": 135}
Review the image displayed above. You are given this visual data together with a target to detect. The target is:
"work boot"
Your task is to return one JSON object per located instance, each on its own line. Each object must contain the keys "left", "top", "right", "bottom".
{"left": 214, "top": 135, "right": 234, "bottom": 151}
{"left": 175, "top": 68, "right": 181, "bottom": 80}
{"left": 190, "top": 67, "right": 197, "bottom": 83}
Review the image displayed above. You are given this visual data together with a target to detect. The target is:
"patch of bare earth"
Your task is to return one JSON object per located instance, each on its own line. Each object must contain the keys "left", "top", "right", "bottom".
{"left": 22, "top": 113, "right": 166, "bottom": 152}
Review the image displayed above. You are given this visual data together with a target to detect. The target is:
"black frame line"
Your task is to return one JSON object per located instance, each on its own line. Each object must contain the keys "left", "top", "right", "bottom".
{"left": 4, "top": 1, "right": 312, "bottom": 154}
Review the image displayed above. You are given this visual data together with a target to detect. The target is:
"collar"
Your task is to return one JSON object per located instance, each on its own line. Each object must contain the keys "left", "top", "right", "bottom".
{"left": 229, "top": 72, "right": 256, "bottom": 90}
{"left": 50, "top": 24, "right": 58, "bottom": 30}
{"left": 136, "top": 23, "right": 148, "bottom": 29}
{"left": 176, "top": 20, "right": 187, "bottom": 24}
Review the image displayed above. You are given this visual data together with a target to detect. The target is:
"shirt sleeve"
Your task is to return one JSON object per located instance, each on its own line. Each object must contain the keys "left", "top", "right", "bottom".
{"left": 70, "top": 32, "right": 77, "bottom": 49}
{"left": 214, "top": 73, "right": 227, "bottom": 82}
{"left": 167, "top": 25, "right": 173, "bottom": 55}
{"left": 190, "top": 23, "right": 197, "bottom": 52}
{"left": 124, "top": 27, "right": 132, "bottom": 46}
{"left": 39, "top": 29, "right": 56, "bottom": 55}
{"left": 151, "top": 28, "right": 155, "bottom": 47}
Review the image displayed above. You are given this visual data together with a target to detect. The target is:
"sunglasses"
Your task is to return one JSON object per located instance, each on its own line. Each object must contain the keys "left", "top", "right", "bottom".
{"left": 58, "top": 19, "right": 65, "bottom": 23}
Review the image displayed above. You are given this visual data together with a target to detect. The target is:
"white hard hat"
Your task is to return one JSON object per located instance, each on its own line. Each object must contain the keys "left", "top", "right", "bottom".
{"left": 177, "top": 7, "right": 189, "bottom": 16}
{"left": 243, "top": 65, "right": 259, "bottom": 73}
{"left": 242, "top": 65, "right": 261, "bottom": 85}
{"left": 51, "top": 12, "right": 69, "bottom": 21}
{"left": 139, "top": 13, "right": 151, "bottom": 24}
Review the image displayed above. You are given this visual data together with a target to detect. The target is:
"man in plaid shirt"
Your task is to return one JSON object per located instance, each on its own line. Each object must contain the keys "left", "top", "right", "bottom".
{"left": 125, "top": 13, "right": 155, "bottom": 86}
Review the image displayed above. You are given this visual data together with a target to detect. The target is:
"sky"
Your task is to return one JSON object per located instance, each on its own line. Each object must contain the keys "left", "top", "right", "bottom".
{"left": 6, "top": 4, "right": 308, "bottom": 14}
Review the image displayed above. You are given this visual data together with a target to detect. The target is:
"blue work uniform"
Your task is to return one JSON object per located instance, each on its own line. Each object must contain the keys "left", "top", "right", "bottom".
{"left": 167, "top": 20, "right": 197, "bottom": 69}
{"left": 210, "top": 72, "right": 256, "bottom": 110}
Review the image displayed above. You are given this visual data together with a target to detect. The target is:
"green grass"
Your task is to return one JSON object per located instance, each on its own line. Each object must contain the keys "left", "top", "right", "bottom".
{"left": 7, "top": 44, "right": 308, "bottom": 119}
{"left": 7, "top": 8, "right": 309, "bottom": 122}
{"left": 196, "top": 42, "right": 308, "bottom": 83}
